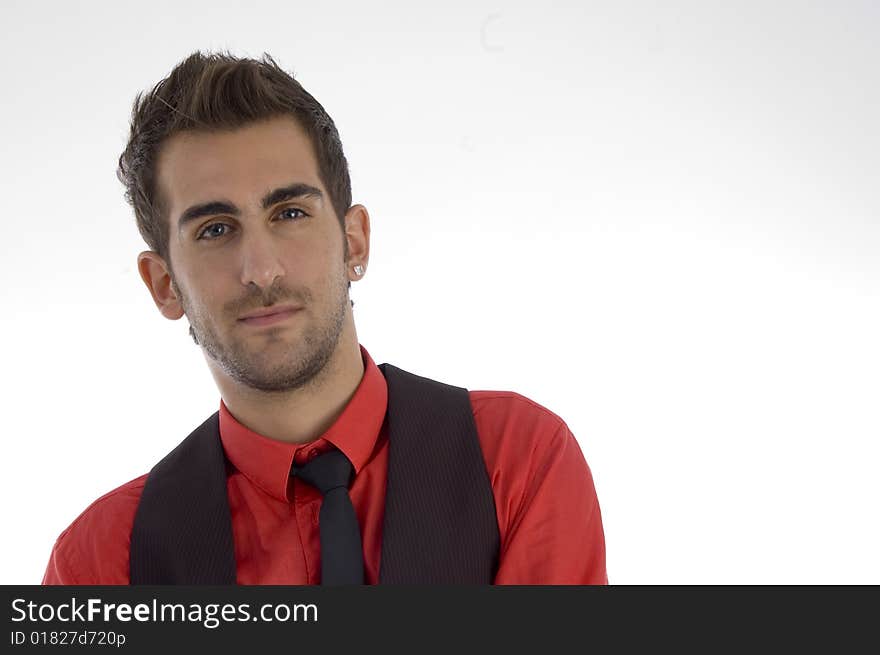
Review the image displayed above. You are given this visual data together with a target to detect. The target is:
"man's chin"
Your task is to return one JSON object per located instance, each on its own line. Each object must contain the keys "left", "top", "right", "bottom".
{"left": 235, "top": 369, "right": 320, "bottom": 393}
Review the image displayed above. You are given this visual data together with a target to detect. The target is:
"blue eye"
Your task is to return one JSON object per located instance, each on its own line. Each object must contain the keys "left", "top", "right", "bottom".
{"left": 196, "top": 207, "right": 309, "bottom": 240}
{"left": 197, "top": 223, "right": 229, "bottom": 240}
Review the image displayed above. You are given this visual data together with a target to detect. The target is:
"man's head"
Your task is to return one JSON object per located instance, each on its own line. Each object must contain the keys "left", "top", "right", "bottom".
{"left": 120, "top": 51, "right": 370, "bottom": 393}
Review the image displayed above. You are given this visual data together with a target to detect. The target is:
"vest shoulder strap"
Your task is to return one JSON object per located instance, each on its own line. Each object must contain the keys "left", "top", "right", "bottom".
{"left": 378, "top": 363, "right": 499, "bottom": 583}
{"left": 130, "top": 412, "right": 236, "bottom": 584}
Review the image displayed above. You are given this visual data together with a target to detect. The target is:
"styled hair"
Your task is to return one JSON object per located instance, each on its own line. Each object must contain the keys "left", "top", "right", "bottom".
{"left": 116, "top": 50, "right": 352, "bottom": 266}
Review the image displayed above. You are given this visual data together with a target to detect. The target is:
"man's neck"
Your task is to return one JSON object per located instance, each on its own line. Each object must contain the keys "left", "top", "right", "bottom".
{"left": 210, "top": 337, "right": 366, "bottom": 445}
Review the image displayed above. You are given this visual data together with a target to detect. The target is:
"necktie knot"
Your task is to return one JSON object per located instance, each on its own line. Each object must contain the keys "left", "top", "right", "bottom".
{"left": 291, "top": 448, "right": 354, "bottom": 495}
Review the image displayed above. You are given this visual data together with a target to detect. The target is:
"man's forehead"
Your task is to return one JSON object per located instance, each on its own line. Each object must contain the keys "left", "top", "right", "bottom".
{"left": 156, "top": 117, "right": 323, "bottom": 213}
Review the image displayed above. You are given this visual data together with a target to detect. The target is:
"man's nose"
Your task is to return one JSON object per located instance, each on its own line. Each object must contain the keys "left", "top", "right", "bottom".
{"left": 238, "top": 227, "right": 286, "bottom": 290}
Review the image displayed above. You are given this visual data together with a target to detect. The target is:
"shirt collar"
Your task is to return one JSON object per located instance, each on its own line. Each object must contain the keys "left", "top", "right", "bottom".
{"left": 218, "top": 344, "right": 388, "bottom": 503}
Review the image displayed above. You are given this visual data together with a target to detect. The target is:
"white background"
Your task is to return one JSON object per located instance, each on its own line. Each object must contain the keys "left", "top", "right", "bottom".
{"left": 1, "top": 0, "right": 877, "bottom": 584}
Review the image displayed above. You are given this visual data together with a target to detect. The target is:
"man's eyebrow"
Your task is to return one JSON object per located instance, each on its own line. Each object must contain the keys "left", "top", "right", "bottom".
{"left": 261, "top": 182, "right": 324, "bottom": 210}
{"left": 177, "top": 183, "right": 325, "bottom": 231}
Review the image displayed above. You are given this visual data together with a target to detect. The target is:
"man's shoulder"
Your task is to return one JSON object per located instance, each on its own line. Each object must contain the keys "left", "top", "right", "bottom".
{"left": 468, "top": 389, "right": 567, "bottom": 433}
{"left": 467, "top": 389, "right": 574, "bottom": 454}
{"left": 51, "top": 473, "right": 149, "bottom": 566}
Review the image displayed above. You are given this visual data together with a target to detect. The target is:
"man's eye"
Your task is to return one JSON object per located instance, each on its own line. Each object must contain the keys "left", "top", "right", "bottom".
{"left": 278, "top": 207, "right": 308, "bottom": 221}
{"left": 197, "top": 223, "right": 230, "bottom": 240}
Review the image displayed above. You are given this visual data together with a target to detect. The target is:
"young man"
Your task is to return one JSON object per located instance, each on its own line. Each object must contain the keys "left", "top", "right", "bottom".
{"left": 42, "top": 51, "right": 607, "bottom": 585}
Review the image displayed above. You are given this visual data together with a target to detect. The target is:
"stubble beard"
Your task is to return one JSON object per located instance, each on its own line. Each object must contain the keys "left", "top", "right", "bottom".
{"left": 173, "top": 273, "right": 349, "bottom": 394}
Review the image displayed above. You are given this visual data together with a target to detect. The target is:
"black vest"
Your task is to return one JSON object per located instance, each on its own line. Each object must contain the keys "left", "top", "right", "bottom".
{"left": 129, "top": 363, "right": 500, "bottom": 584}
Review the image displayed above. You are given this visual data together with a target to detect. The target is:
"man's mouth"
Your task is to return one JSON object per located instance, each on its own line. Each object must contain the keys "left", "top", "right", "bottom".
{"left": 238, "top": 307, "right": 302, "bottom": 327}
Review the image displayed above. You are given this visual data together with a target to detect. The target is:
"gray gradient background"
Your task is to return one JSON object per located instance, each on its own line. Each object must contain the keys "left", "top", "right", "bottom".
{"left": 1, "top": 0, "right": 877, "bottom": 584}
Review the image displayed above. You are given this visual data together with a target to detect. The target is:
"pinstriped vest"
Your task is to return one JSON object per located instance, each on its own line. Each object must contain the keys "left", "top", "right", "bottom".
{"left": 129, "top": 363, "right": 499, "bottom": 584}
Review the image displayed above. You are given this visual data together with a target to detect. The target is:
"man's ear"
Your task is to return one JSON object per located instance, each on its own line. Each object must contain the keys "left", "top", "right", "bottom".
{"left": 344, "top": 204, "right": 371, "bottom": 279}
{"left": 137, "top": 251, "right": 185, "bottom": 320}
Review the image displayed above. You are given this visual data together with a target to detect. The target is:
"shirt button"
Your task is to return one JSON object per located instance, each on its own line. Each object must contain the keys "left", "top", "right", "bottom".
{"left": 307, "top": 449, "right": 319, "bottom": 461}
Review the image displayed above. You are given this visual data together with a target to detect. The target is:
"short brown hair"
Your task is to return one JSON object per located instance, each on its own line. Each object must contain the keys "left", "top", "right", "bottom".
{"left": 116, "top": 50, "right": 352, "bottom": 265}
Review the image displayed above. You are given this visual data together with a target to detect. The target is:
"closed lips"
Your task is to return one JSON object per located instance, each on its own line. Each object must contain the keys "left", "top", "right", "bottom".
{"left": 239, "top": 306, "right": 300, "bottom": 320}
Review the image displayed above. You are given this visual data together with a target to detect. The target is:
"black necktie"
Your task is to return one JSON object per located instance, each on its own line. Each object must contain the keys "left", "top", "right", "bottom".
{"left": 291, "top": 448, "right": 365, "bottom": 585}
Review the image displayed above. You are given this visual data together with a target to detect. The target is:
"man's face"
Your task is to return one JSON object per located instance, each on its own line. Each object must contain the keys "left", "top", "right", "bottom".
{"left": 153, "top": 116, "right": 353, "bottom": 393}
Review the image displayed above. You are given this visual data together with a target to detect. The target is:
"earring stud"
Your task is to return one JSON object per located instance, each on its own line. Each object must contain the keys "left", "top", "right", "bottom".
{"left": 353, "top": 265, "right": 365, "bottom": 276}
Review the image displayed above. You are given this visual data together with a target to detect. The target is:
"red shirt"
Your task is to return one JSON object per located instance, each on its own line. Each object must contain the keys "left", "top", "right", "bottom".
{"left": 42, "top": 345, "right": 607, "bottom": 585}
